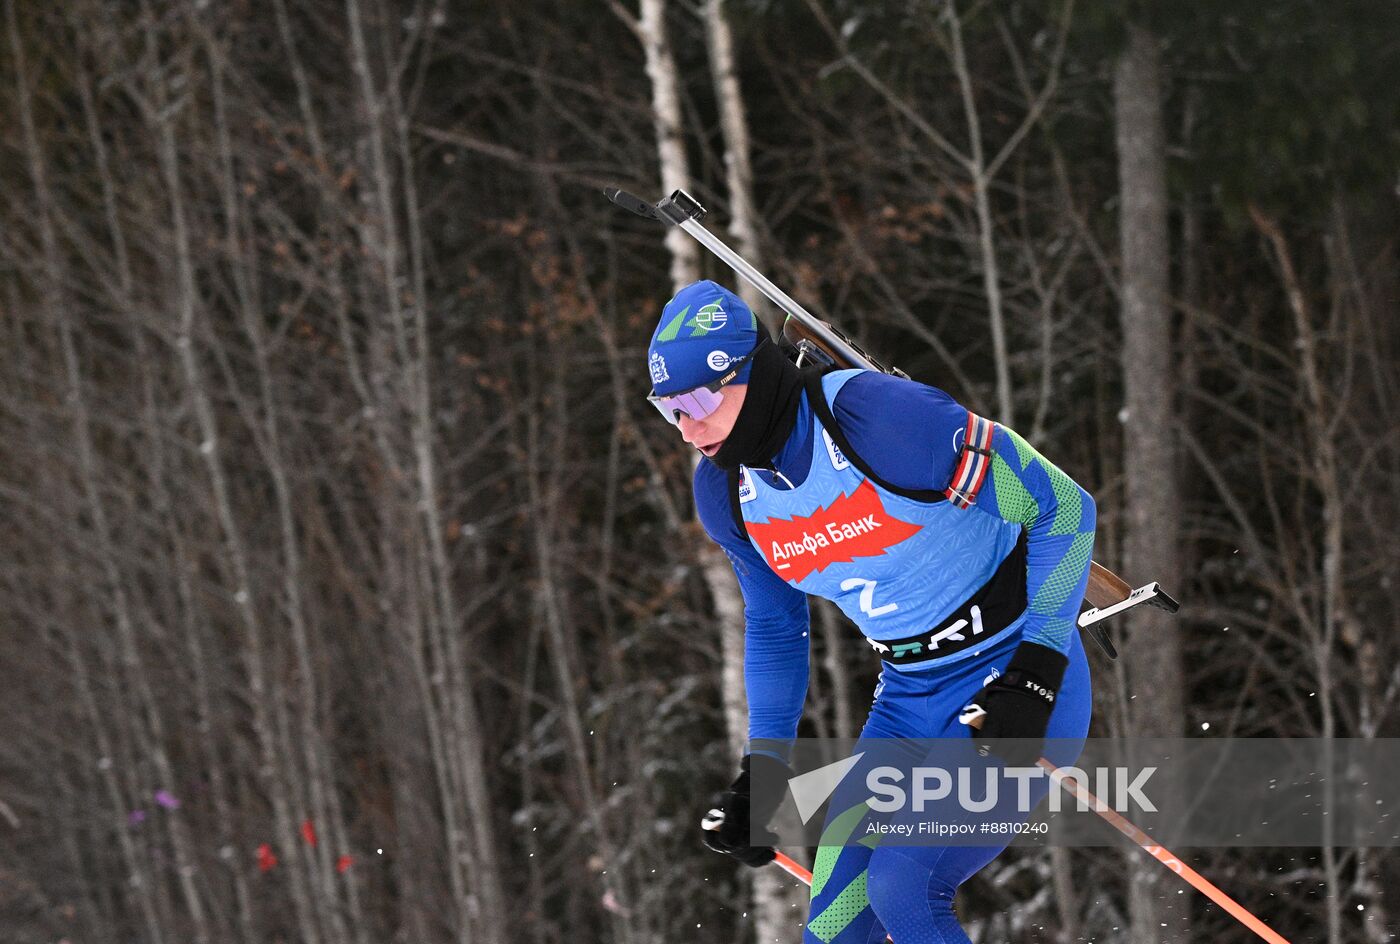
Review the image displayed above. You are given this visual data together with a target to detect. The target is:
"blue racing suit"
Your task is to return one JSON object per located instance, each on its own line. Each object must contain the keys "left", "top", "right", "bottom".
{"left": 695, "top": 370, "right": 1096, "bottom": 944}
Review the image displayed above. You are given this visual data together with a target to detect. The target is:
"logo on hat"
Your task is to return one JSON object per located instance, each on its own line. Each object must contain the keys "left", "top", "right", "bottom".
{"left": 650, "top": 352, "right": 670, "bottom": 386}
{"left": 693, "top": 301, "right": 728, "bottom": 333}
{"left": 706, "top": 350, "right": 734, "bottom": 371}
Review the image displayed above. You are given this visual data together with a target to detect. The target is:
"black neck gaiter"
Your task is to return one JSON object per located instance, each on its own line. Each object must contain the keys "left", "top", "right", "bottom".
{"left": 708, "top": 338, "right": 805, "bottom": 471}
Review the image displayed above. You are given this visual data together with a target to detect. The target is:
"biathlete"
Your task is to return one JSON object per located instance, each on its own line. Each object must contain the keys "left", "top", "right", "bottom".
{"left": 646, "top": 280, "right": 1095, "bottom": 944}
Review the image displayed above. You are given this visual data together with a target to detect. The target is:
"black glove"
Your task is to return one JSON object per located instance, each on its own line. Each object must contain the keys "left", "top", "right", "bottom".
{"left": 700, "top": 754, "right": 791, "bottom": 867}
{"left": 962, "top": 641, "right": 1067, "bottom": 767}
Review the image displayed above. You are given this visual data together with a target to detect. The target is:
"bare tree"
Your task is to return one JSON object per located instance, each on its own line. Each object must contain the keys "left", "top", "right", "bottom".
{"left": 1114, "top": 20, "right": 1189, "bottom": 944}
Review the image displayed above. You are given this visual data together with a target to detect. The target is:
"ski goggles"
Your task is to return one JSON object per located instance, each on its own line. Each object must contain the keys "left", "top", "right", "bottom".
{"left": 647, "top": 349, "right": 757, "bottom": 425}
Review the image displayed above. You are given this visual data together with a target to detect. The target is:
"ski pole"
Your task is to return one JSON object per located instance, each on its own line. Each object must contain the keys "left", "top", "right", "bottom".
{"left": 772, "top": 850, "right": 812, "bottom": 884}
{"left": 955, "top": 712, "right": 1293, "bottom": 944}
{"left": 1037, "top": 758, "right": 1291, "bottom": 944}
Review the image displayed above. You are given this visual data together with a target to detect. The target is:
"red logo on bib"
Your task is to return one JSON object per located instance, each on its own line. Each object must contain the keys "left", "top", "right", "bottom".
{"left": 747, "top": 479, "right": 922, "bottom": 582}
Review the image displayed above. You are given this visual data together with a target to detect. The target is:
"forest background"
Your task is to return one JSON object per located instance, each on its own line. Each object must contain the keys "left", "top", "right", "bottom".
{"left": 2, "top": 1, "right": 1398, "bottom": 943}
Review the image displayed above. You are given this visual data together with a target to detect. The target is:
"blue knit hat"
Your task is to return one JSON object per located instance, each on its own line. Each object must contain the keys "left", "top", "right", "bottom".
{"left": 647, "top": 280, "right": 759, "bottom": 396}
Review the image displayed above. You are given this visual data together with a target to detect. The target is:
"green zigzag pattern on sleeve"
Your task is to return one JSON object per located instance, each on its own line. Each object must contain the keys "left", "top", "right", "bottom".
{"left": 1006, "top": 425, "right": 1038, "bottom": 469}
{"left": 992, "top": 428, "right": 1087, "bottom": 537}
{"left": 990, "top": 427, "right": 1096, "bottom": 652}
{"left": 991, "top": 454, "right": 1039, "bottom": 526}
{"left": 1046, "top": 462, "right": 1083, "bottom": 536}
{"left": 1031, "top": 531, "right": 1096, "bottom": 616}
{"left": 1028, "top": 530, "right": 1096, "bottom": 650}
{"left": 1031, "top": 616, "right": 1075, "bottom": 650}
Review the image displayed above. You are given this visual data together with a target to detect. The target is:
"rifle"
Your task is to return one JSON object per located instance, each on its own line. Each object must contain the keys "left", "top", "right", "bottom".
{"left": 606, "top": 187, "right": 1179, "bottom": 655}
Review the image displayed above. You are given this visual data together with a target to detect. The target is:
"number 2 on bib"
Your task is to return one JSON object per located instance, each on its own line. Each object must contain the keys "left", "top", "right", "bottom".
{"left": 840, "top": 577, "right": 899, "bottom": 618}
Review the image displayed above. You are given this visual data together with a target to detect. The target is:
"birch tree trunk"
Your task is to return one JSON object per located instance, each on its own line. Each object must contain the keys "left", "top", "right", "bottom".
{"left": 703, "top": 0, "right": 764, "bottom": 321}
{"left": 638, "top": 0, "right": 701, "bottom": 287}
{"left": 1113, "top": 23, "right": 1188, "bottom": 944}
{"left": 947, "top": 0, "right": 1014, "bottom": 425}
{"left": 343, "top": 2, "right": 507, "bottom": 939}
{"left": 702, "top": 4, "right": 809, "bottom": 939}
{"left": 1251, "top": 206, "right": 1349, "bottom": 944}
{"left": 628, "top": 3, "right": 798, "bottom": 942}
{"left": 1324, "top": 196, "right": 1393, "bottom": 943}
